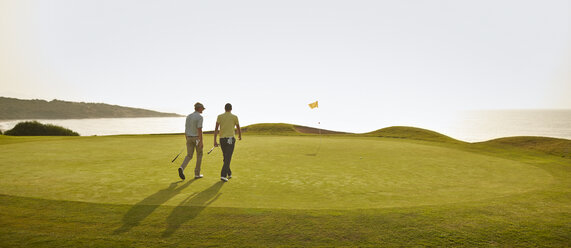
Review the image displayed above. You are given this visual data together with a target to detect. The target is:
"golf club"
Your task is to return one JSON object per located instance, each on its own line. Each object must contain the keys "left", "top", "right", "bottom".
{"left": 207, "top": 146, "right": 216, "bottom": 154}
{"left": 171, "top": 146, "right": 185, "bottom": 163}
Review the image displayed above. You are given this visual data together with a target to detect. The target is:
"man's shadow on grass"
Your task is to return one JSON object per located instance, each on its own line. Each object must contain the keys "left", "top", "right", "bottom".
{"left": 162, "top": 181, "right": 224, "bottom": 237}
{"left": 113, "top": 180, "right": 195, "bottom": 234}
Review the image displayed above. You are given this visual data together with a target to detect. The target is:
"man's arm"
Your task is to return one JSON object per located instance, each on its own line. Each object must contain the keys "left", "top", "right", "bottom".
{"left": 236, "top": 123, "right": 241, "bottom": 140}
{"left": 213, "top": 122, "right": 220, "bottom": 147}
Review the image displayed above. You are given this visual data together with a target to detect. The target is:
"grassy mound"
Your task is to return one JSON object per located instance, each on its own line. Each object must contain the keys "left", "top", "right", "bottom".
{"left": 4, "top": 121, "right": 79, "bottom": 136}
{"left": 365, "top": 126, "right": 462, "bottom": 143}
{"left": 241, "top": 123, "right": 349, "bottom": 135}
{"left": 241, "top": 124, "right": 463, "bottom": 143}
{"left": 241, "top": 123, "right": 301, "bottom": 135}
{"left": 480, "top": 136, "right": 571, "bottom": 158}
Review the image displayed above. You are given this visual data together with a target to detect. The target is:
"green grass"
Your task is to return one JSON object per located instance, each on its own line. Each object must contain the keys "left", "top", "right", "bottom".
{"left": 0, "top": 127, "right": 570, "bottom": 247}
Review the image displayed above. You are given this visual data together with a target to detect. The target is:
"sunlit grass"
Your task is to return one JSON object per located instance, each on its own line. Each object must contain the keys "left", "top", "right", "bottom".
{"left": 0, "top": 129, "right": 569, "bottom": 247}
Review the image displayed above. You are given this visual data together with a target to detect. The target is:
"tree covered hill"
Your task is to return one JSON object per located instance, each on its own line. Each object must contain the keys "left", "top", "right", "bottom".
{"left": 0, "top": 97, "right": 183, "bottom": 120}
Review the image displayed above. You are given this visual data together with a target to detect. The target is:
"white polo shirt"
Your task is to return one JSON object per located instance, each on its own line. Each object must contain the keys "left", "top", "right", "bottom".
{"left": 185, "top": 111, "right": 203, "bottom": 137}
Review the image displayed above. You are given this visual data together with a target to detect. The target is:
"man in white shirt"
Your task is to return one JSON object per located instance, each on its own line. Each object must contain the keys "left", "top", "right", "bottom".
{"left": 178, "top": 102, "right": 205, "bottom": 180}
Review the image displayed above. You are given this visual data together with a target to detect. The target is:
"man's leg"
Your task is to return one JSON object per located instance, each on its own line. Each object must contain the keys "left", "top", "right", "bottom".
{"left": 179, "top": 137, "right": 195, "bottom": 179}
{"left": 220, "top": 138, "right": 229, "bottom": 178}
{"left": 194, "top": 137, "right": 203, "bottom": 176}
{"left": 226, "top": 138, "right": 235, "bottom": 178}
{"left": 220, "top": 138, "right": 235, "bottom": 178}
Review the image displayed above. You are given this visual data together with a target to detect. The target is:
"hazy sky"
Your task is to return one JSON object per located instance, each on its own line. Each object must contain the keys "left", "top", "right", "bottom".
{"left": 1, "top": 0, "right": 570, "bottom": 132}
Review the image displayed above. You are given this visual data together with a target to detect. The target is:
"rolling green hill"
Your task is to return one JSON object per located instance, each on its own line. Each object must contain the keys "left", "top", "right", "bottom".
{"left": 365, "top": 126, "right": 463, "bottom": 143}
{"left": 0, "top": 97, "right": 182, "bottom": 119}
{"left": 242, "top": 123, "right": 570, "bottom": 158}
{"left": 240, "top": 123, "right": 348, "bottom": 135}
{"left": 241, "top": 123, "right": 299, "bottom": 135}
{"left": 479, "top": 136, "right": 571, "bottom": 158}
{"left": 242, "top": 124, "right": 461, "bottom": 142}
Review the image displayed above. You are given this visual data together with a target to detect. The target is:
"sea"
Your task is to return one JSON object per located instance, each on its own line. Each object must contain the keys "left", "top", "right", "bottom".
{"left": 1, "top": 110, "right": 570, "bottom": 142}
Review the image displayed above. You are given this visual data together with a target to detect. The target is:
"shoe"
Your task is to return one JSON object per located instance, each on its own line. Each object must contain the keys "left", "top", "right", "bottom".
{"left": 228, "top": 175, "right": 232, "bottom": 179}
{"left": 178, "top": 168, "right": 185, "bottom": 180}
{"left": 194, "top": 174, "right": 203, "bottom": 179}
{"left": 220, "top": 177, "right": 228, "bottom": 182}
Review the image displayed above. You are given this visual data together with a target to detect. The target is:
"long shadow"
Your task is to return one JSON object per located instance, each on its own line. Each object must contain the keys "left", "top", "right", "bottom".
{"left": 114, "top": 180, "right": 195, "bottom": 234}
{"left": 162, "top": 181, "right": 224, "bottom": 237}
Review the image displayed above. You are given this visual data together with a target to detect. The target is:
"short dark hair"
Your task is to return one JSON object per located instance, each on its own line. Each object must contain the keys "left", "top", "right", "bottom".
{"left": 225, "top": 103, "right": 232, "bottom": 111}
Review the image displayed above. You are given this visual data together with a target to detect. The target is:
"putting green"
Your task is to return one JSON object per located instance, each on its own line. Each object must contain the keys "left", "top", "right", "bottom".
{"left": 0, "top": 135, "right": 553, "bottom": 209}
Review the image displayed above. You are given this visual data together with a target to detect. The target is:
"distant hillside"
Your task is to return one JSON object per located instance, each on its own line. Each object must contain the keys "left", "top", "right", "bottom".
{"left": 0, "top": 97, "right": 183, "bottom": 120}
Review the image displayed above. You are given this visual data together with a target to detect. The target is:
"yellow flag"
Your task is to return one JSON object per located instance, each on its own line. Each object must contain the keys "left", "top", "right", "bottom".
{"left": 308, "top": 101, "right": 318, "bottom": 109}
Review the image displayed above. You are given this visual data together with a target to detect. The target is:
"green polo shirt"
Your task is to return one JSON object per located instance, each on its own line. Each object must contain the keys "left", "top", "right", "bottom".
{"left": 217, "top": 112, "right": 239, "bottom": 138}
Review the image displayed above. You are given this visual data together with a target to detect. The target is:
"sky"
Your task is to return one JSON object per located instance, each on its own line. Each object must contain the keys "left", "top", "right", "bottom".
{"left": 1, "top": 0, "right": 570, "bottom": 133}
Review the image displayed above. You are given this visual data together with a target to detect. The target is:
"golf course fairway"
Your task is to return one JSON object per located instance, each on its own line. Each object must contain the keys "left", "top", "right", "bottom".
{"left": 0, "top": 131, "right": 569, "bottom": 247}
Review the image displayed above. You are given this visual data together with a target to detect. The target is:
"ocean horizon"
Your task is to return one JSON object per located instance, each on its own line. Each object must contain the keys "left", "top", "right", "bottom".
{"left": 1, "top": 110, "right": 570, "bottom": 142}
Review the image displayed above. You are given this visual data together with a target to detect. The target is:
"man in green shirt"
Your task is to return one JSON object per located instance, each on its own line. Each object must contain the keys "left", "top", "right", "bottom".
{"left": 214, "top": 103, "right": 241, "bottom": 182}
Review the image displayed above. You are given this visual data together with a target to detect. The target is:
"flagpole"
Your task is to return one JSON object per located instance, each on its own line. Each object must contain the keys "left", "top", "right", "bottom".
{"left": 318, "top": 120, "right": 322, "bottom": 154}
{"left": 308, "top": 100, "right": 321, "bottom": 155}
